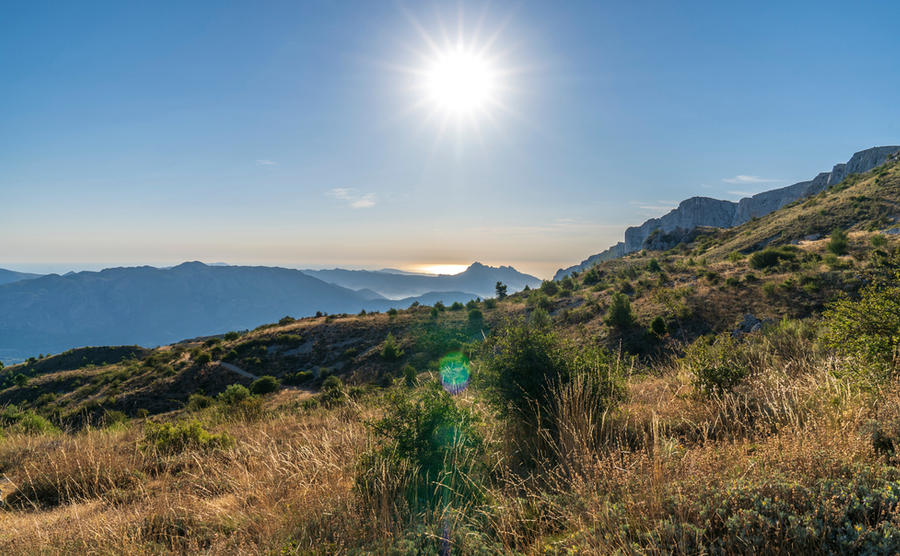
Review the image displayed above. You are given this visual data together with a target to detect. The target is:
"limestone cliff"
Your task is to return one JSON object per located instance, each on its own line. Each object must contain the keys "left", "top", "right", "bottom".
{"left": 554, "top": 145, "right": 900, "bottom": 280}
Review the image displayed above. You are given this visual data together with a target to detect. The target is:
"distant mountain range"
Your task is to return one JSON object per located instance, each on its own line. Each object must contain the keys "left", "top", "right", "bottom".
{"left": 555, "top": 145, "right": 900, "bottom": 279}
{"left": 302, "top": 262, "right": 541, "bottom": 300}
{"left": 0, "top": 261, "right": 539, "bottom": 364}
{"left": 0, "top": 268, "right": 42, "bottom": 286}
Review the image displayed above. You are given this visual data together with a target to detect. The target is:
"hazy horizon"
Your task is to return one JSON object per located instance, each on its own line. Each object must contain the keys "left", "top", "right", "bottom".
{"left": 1, "top": 260, "right": 515, "bottom": 280}
{"left": 4, "top": 1, "right": 899, "bottom": 280}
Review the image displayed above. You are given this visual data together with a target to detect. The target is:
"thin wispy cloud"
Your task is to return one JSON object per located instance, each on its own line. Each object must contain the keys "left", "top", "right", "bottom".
{"left": 256, "top": 159, "right": 277, "bottom": 165}
{"left": 326, "top": 188, "right": 377, "bottom": 208}
{"left": 728, "top": 190, "right": 756, "bottom": 197}
{"left": 723, "top": 175, "right": 780, "bottom": 184}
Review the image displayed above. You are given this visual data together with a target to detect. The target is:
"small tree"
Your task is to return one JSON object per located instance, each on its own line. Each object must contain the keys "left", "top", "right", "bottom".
{"left": 13, "top": 373, "right": 29, "bottom": 387}
{"left": 249, "top": 375, "right": 281, "bottom": 395}
{"left": 468, "top": 309, "right": 483, "bottom": 323}
{"left": 605, "top": 293, "right": 635, "bottom": 328}
{"left": 826, "top": 228, "right": 850, "bottom": 256}
{"left": 195, "top": 352, "right": 213, "bottom": 366}
{"left": 495, "top": 281, "right": 508, "bottom": 300}
{"left": 381, "top": 333, "right": 404, "bottom": 361}
{"left": 540, "top": 280, "right": 559, "bottom": 296}
{"left": 650, "top": 316, "right": 668, "bottom": 338}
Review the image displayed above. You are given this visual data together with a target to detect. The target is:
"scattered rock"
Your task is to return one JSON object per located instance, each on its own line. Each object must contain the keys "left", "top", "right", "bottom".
{"left": 804, "top": 234, "right": 821, "bottom": 241}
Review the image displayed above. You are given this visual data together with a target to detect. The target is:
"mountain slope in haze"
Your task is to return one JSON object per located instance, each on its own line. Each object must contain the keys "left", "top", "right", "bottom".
{"left": 303, "top": 262, "right": 542, "bottom": 299}
{"left": 0, "top": 268, "right": 42, "bottom": 286}
{"left": 555, "top": 145, "right": 900, "bottom": 279}
{"left": 0, "top": 262, "right": 487, "bottom": 363}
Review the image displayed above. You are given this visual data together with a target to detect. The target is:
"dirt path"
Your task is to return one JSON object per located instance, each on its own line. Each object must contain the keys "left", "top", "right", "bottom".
{"left": 215, "top": 361, "right": 315, "bottom": 398}
{"left": 216, "top": 361, "right": 259, "bottom": 381}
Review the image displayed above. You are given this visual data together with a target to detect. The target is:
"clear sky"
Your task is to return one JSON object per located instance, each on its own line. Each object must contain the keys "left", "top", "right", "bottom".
{"left": 3, "top": 1, "right": 899, "bottom": 280}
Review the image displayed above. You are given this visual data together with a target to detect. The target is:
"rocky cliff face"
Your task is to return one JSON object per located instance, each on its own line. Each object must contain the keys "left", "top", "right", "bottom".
{"left": 554, "top": 145, "right": 900, "bottom": 280}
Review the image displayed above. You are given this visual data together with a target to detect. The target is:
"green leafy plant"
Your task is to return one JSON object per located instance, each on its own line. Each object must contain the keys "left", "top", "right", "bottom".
{"left": 605, "top": 293, "right": 635, "bottom": 329}
{"left": 684, "top": 334, "right": 749, "bottom": 397}
{"left": 381, "top": 333, "right": 404, "bottom": 361}
{"left": 826, "top": 227, "right": 850, "bottom": 255}
{"left": 142, "top": 420, "right": 235, "bottom": 454}
{"left": 249, "top": 375, "right": 281, "bottom": 395}
{"left": 749, "top": 246, "right": 798, "bottom": 270}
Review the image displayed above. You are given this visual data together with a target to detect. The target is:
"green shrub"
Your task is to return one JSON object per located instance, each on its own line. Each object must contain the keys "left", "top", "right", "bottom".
{"left": 527, "top": 291, "right": 553, "bottom": 310}
{"left": 484, "top": 298, "right": 498, "bottom": 309}
{"left": 583, "top": 268, "right": 601, "bottom": 285}
{"left": 357, "top": 383, "right": 484, "bottom": 507}
{"left": 476, "top": 317, "right": 567, "bottom": 420}
{"left": 749, "top": 246, "right": 797, "bottom": 270}
{"left": 430, "top": 307, "right": 439, "bottom": 318}
{"left": 823, "top": 258, "right": 900, "bottom": 377}
{"left": 684, "top": 334, "right": 749, "bottom": 397}
{"left": 467, "top": 308, "right": 483, "bottom": 323}
{"left": 647, "top": 258, "right": 662, "bottom": 272}
{"left": 321, "top": 375, "right": 346, "bottom": 406}
{"left": 401, "top": 364, "right": 417, "bottom": 386}
{"left": 187, "top": 393, "right": 214, "bottom": 411}
{"left": 605, "top": 293, "right": 635, "bottom": 329}
{"left": 826, "top": 227, "right": 850, "bottom": 255}
{"left": 762, "top": 282, "right": 777, "bottom": 297}
{"left": 381, "top": 333, "right": 404, "bottom": 361}
{"left": 249, "top": 375, "right": 281, "bottom": 395}
{"left": 203, "top": 338, "right": 222, "bottom": 348}
{"left": 387, "top": 308, "right": 399, "bottom": 318}
{"left": 224, "top": 331, "right": 241, "bottom": 341}
{"left": 194, "top": 352, "right": 212, "bottom": 366}
{"left": 449, "top": 301, "right": 464, "bottom": 311}
{"left": 218, "top": 384, "right": 253, "bottom": 405}
{"left": 540, "top": 280, "right": 559, "bottom": 296}
{"left": 744, "top": 273, "right": 758, "bottom": 283}
{"left": 466, "top": 299, "right": 479, "bottom": 310}
{"left": 142, "top": 420, "right": 235, "bottom": 454}
{"left": 649, "top": 316, "right": 668, "bottom": 338}
{"left": 725, "top": 276, "right": 740, "bottom": 287}
{"left": 870, "top": 234, "right": 888, "bottom": 248}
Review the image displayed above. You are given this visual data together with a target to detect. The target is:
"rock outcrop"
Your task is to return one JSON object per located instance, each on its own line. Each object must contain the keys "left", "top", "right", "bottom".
{"left": 554, "top": 145, "right": 900, "bottom": 280}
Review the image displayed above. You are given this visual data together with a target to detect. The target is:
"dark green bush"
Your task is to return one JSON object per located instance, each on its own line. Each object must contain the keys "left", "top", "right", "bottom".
{"left": 749, "top": 246, "right": 797, "bottom": 270}
{"left": 249, "top": 375, "right": 281, "bottom": 395}
{"left": 449, "top": 301, "right": 464, "bottom": 311}
{"left": 540, "top": 280, "right": 559, "bottom": 296}
{"left": 194, "top": 352, "right": 212, "bottom": 366}
{"left": 467, "top": 308, "right": 483, "bottom": 323}
{"left": 826, "top": 227, "right": 850, "bottom": 255}
{"left": 605, "top": 293, "right": 635, "bottom": 329}
{"left": 650, "top": 316, "right": 668, "bottom": 338}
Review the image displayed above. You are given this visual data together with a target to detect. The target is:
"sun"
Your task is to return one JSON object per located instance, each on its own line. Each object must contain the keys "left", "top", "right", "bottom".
{"left": 425, "top": 48, "right": 495, "bottom": 114}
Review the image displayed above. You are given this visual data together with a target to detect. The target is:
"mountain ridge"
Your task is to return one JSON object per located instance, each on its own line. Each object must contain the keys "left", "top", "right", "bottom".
{"left": 555, "top": 145, "right": 900, "bottom": 280}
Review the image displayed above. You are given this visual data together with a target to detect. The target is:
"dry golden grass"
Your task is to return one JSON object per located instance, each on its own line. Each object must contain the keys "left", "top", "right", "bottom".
{"left": 4, "top": 308, "right": 900, "bottom": 554}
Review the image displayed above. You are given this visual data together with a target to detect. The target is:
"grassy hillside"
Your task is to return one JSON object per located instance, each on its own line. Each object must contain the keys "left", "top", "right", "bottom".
{"left": 1, "top": 158, "right": 899, "bottom": 554}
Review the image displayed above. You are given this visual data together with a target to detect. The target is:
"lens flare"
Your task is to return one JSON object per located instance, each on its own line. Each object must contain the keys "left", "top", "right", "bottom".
{"left": 440, "top": 352, "right": 470, "bottom": 395}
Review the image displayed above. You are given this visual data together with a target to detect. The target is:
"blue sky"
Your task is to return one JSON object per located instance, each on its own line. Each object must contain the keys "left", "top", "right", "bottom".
{"left": 2, "top": 1, "right": 898, "bottom": 279}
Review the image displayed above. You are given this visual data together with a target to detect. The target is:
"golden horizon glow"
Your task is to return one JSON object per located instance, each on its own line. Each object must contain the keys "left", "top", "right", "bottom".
{"left": 413, "top": 264, "right": 469, "bottom": 275}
